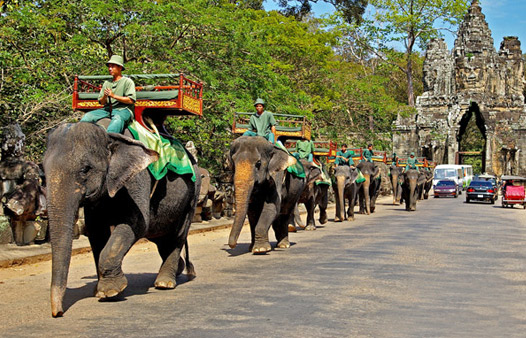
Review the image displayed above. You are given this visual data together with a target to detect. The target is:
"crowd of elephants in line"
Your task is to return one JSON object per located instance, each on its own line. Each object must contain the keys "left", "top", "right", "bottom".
{"left": 42, "top": 127, "right": 434, "bottom": 317}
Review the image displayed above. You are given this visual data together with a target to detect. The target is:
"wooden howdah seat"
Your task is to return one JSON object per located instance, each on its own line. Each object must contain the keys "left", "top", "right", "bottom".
{"left": 396, "top": 157, "right": 429, "bottom": 168}
{"left": 284, "top": 140, "right": 337, "bottom": 162}
{"left": 232, "top": 112, "right": 312, "bottom": 140}
{"left": 72, "top": 73, "right": 203, "bottom": 132}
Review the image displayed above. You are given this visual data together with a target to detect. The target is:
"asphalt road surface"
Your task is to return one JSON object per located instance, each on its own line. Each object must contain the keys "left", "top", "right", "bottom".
{"left": 1, "top": 194, "right": 526, "bottom": 337}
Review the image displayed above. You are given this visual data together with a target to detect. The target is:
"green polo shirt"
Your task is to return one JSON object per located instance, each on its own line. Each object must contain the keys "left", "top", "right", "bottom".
{"left": 335, "top": 150, "right": 354, "bottom": 166}
{"left": 407, "top": 156, "right": 418, "bottom": 169}
{"left": 98, "top": 77, "right": 136, "bottom": 111}
{"left": 296, "top": 140, "right": 314, "bottom": 159}
{"left": 248, "top": 110, "right": 277, "bottom": 137}
{"left": 363, "top": 148, "right": 373, "bottom": 162}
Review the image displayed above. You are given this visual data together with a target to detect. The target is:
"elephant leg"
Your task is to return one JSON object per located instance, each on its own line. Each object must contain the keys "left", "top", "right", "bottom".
{"left": 96, "top": 224, "right": 137, "bottom": 299}
{"left": 273, "top": 214, "right": 291, "bottom": 249}
{"left": 305, "top": 198, "right": 316, "bottom": 231}
{"left": 293, "top": 203, "right": 304, "bottom": 230}
{"left": 252, "top": 202, "right": 276, "bottom": 254}
{"left": 247, "top": 200, "right": 263, "bottom": 252}
{"left": 86, "top": 224, "right": 111, "bottom": 281}
{"left": 152, "top": 235, "right": 185, "bottom": 289}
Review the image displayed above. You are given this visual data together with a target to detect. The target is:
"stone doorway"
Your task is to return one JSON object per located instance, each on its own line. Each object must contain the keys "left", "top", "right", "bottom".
{"left": 456, "top": 102, "right": 486, "bottom": 173}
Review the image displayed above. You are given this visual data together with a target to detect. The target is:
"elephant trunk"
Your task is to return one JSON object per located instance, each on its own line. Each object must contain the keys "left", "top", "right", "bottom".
{"left": 336, "top": 175, "right": 346, "bottom": 221}
{"left": 391, "top": 174, "right": 399, "bottom": 204}
{"left": 47, "top": 177, "right": 82, "bottom": 317}
{"left": 409, "top": 179, "right": 417, "bottom": 211}
{"left": 363, "top": 174, "right": 371, "bottom": 215}
{"left": 229, "top": 161, "right": 254, "bottom": 249}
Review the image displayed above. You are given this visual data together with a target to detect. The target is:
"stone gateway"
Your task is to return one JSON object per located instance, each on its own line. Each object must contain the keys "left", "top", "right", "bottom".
{"left": 393, "top": 0, "right": 526, "bottom": 176}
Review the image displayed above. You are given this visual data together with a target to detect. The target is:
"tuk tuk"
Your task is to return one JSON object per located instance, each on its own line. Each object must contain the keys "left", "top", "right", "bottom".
{"left": 501, "top": 175, "right": 526, "bottom": 209}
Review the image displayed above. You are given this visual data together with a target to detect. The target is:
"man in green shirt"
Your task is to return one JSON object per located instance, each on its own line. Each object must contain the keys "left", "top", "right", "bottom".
{"left": 80, "top": 55, "right": 136, "bottom": 133}
{"left": 242, "top": 98, "right": 277, "bottom": 144}
{"left": 362, "top": 144, "right": 373, "bottom": 162}
{"left": 335, "top": 144, "right": 355, "bottom": 167}
{"left": 405, "top": 152, "right": 419, "bottom": 172}
{"left": 294, "top": 139, "right": 314, "bottom": 162}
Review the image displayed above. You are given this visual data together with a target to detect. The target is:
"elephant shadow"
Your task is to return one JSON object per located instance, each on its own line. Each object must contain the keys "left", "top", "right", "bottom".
{"left": 62, "top": 272, "right": 193, "bottom": 313}
{"left": 222, "top": 241, "right": 297, "bottom": 257}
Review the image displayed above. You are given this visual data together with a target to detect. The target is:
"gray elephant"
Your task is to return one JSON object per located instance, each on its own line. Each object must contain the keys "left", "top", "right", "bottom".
{"left": 228, "top": 136, "right": 305, "bottom": 254}
{"left": 357, "top": 161, "right": 381, "bottom": 214}
{"left": 291, "top": 159, "right": 328, "bottom": 231}
{"left": 43, "top": 122, "right": 200, "bottom": 317}
{"left": 401, "top": 169, "right": 425, "bottom": 211}
{"left": 422, "top": 170, "right": 434, "bottom": 199}
{"left": 390, "top": 165, "right": 403, "bottom": 205}
{"left": 333, "top": 165, "right": 363, "bottom": 221}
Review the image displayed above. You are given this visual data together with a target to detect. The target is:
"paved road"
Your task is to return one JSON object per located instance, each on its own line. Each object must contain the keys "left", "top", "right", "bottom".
{"left": 1, "top": 195, "right": 526, "bottom": 337}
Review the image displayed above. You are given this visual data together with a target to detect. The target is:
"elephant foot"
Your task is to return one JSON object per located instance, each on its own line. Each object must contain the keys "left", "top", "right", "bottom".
{"left": 288, "top": 224, "right": 297, "bottom": 232}
{"left": 276, "top": 238, "right": 290, "bottom": 249}
{"left": 334, "top": 216, "right": 343, "bottom": 222}
{"left": 319, "top": 213, "right": 328, "bottom": 224}
{"left": 154, "top": 273, "right": 177, "bottom": 289}
{"left": 252, "top": 241, "right": 272, "bottom": 254}
{"left": 305, "top": 224, "right": 316, "bottom": 231}
{"left": 96, "top": 274, "right": 128, "bottom": 299}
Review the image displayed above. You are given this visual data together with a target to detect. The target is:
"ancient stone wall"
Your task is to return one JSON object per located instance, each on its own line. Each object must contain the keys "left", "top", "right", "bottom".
{"left": 393, "top": 0, "right": 526, "bottom": 176}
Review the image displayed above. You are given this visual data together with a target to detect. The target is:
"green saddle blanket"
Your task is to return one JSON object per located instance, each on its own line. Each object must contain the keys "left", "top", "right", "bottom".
{"left": 356, "top": 169, "right": 366, "bottom": 184}
{"left": 127, "top": 121, "right": 196, "bottom": 182}
{"left": 274, "top": 141, "right": 305, "bottom": 178}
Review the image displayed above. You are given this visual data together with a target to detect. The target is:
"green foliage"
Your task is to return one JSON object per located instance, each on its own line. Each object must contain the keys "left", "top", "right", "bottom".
{"left": 1, "top": 0, "right": 432, "bottom": 176}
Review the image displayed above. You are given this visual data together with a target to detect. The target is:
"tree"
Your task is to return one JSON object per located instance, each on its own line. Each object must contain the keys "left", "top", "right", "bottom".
{"left": 355, "top": 0, "right": 469, "bottom": 106}
{"left": 276, "top": 0, "right": 368, "bottom": 24}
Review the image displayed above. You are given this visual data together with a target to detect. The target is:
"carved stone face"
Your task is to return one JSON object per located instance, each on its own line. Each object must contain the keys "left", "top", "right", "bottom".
{"left": 1, "top": 124, "right": 25, "bottom": 159}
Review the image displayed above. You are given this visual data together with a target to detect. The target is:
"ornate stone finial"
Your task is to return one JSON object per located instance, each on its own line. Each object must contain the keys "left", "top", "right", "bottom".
{"left": 471, "top": 0, "right": 480, "bottom": 7}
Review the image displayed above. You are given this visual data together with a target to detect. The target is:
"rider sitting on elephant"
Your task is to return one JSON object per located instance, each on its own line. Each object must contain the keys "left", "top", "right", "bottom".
{"left": 404, "top": 152, "right": 419, "bottom": 172}
{"left": 80, "top": 55, "right": 136, "bottom": 134}
{"left": 242, "top": 98, "right": 276, "bottom": 144}
{"left": 391, "top": 151, "right": 398, "bottom": 166}
{"left": 335, "top": 144, "right": 355, "bottom": 167}
{"left": 294, "top": 138, "right": 314, "bottom": 162}
{"left": 362, "top": 143, "right": 373, "bottom": 162}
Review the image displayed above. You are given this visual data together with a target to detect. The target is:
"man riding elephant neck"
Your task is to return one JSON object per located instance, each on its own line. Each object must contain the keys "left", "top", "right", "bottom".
{"left": 363, "top": 144, "right": 373, "bottom": 162}
{"left": 294, "top": 138, "right": 315, "bottom": 162}
{"left": 405, "top": 152, "right": 419, "bottom": 172}
{"left": 242, "top": 98, "right": 277, "bottom": 144}
{"left": 335, "top": 144, "right": 354, "bottom": 168}
{"left": 80, "top": 55, "right": 136, "bottom": 134}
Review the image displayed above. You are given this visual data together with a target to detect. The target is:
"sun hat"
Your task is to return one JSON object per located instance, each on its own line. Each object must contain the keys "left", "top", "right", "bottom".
{"left": 254, "top": 98, "right": 266, "bottom": 106}
{"left": 107, "top": 55, "right": 125, "bottom": 70}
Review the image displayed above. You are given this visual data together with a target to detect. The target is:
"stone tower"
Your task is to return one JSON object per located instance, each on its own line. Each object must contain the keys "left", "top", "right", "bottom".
{"left": 393, "top": 0, "right": 526, "bottom": 175}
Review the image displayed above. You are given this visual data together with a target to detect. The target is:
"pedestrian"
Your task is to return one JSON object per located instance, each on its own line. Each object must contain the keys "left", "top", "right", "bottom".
{"left": 335, "top": 144, "right": 355, "bottom": 167}
{"left": 80, "top": 55, "right": 136, "bottom": 133}
{"left": 294, "top": 138, "right": 315, "bottom": 162}
{"left": 363, "top": 143, "right": 374, "bottom": 162}
{"left": 404, "top": 152, "right": 419, "bottom": 172}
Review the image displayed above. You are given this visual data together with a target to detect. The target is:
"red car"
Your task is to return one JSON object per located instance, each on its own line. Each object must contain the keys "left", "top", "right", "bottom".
{"left": 434, "top": 179, "right": 459, "bottom": 198}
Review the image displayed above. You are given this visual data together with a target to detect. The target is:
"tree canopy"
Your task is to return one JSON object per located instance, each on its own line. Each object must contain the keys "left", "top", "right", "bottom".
{"left": 0, "top": 0, "right": 467, "bottom": 176}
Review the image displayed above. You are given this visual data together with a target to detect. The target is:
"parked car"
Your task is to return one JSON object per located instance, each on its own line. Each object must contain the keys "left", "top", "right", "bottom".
{"left": 434, "top": 179, "right": 459, "bottom": 198}
{"left": 466, "top": 180, "right": 498, "bottom": 204}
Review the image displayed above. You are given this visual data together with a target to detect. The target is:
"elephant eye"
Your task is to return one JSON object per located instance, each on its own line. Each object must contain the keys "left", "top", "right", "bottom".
{"left": 255, "top": 160, "right": 261, "bottom": 169}
{"left": 80, "top": 165, "right": 91, "bottom": 175}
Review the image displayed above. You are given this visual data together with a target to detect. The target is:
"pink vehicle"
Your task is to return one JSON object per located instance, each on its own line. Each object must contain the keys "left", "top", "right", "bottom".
{"left": 501, "top": 176, "right": 526, "bottom": 209}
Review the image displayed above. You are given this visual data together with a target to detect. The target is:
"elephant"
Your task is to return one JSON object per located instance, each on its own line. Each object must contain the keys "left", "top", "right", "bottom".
{"left": 227, "top": 136, "right": 305, "bottom": 254}
{"left": 43, "top": 122, "right": 200, "bottom": 317}
{"left": 389, "top": 165, "right": 403, "bottom": 205}
{"left": 291, "top": 159, "right": 328, "bottom": 231}
{"left": 401, "top": 169, "right": 425, "bottom": 211}
{"left": 333, "top": 165, "right": 363, "bottom": 222}
{"left": 422, "top": 170, "right": 434, "bottom": 199}
{"left": 357, "top": 161, "right": 381, "bottom": 214}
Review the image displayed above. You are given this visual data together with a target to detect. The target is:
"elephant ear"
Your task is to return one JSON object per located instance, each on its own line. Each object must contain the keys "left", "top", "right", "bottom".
{"left": 106, "top": 133, "right": 159, "bottom": 198}
{"left": 306, "top": 164, "right": 322, "bottom": 185}
{"left": 372, "top": 165, "right": 380, "bottom": 179}
{"left": 268, "top": 149, "right": 293, "bottom": 183}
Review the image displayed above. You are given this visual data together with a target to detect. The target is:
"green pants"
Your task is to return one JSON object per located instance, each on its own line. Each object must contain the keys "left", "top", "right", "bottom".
{"left": 80, "top": 107, "right": 133, "bottom": 133}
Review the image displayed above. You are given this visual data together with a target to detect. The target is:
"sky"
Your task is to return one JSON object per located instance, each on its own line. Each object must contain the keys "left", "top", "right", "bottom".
{"left": 263, "top": 0, "right": 526, "bottom": 52}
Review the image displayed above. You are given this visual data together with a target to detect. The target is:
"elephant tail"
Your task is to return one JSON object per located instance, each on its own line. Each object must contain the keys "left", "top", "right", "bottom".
{"left": 184, "top": 240, "right": 196, "bottom": 280}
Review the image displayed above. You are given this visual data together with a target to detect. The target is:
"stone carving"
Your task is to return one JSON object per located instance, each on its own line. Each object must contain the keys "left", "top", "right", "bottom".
{"left": 393, "top": 0, "right": 526, "bottom": 176}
